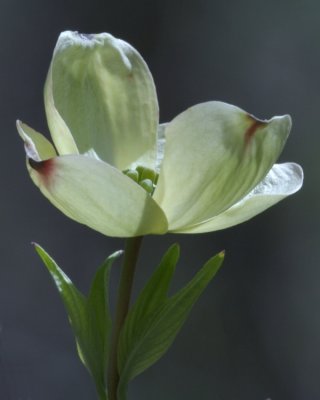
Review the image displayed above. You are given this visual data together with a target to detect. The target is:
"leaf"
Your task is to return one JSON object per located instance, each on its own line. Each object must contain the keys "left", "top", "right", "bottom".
{"left": 85, "top": 250, "right": 123, "bottom": 397}
{"left": 34, "top": 244, "right": 122, "bottom": 400}
{"left": 34, "top": 243, "right": 87, "bottom": 350}
{"left": 117, "top": 248, "right": 224, "bottom": 399}
{"left": 118, "top": 244, "right": 179, "bottom": 369}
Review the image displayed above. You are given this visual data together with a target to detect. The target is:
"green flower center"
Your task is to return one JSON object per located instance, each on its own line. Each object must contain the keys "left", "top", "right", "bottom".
{"left": 123, "top": 166, "right": 159, "bottom": 195}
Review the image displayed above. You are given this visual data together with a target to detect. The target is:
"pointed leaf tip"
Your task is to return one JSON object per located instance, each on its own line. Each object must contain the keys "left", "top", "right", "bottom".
{"left": 112, "top": 250, "right": 124, "bottom": 259}
{"left": 117, "top": 248, "right": 224, "bottom": 398}
{"left": 34, "top": 244, "right": 121, "bottom": 400}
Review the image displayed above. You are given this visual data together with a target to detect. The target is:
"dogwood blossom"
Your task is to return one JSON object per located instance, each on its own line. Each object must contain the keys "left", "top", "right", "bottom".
{"left": 18, "top": 31, "right": 303, "bottom": 237}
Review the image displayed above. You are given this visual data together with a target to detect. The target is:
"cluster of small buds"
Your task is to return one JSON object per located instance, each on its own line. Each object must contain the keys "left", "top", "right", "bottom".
{"left": 124, "top": 166, "right": 159, "bottom": 195}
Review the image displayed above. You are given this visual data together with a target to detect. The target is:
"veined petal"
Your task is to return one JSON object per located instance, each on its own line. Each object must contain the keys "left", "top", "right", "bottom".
{"left": 17, "top": 120, "right": 57, "bottom": 161}
{"left": 45, "top": 31, "right": 158, "bottom": 170}
{"left": 154, "top": 101, "right": 291, "bottom": 231}
{"left": 172, "top": 163, "right": 303, "bottom": 233}
{"left": 27, "top": 155, "right": 168, "bottom": 237}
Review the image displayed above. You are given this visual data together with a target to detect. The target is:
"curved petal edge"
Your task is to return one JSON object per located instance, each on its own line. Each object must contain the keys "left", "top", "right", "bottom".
{"left": 27, "top": 154, "right": 168, "bottom": 237}
{"left": 45, "top": 31, "right": 158, "bottom": 170}
{"left": 154, "top": 101, "right": 291, "bottom": 231}
{"left": 172, "top": 162, "right": 303, "bottom": 234}
{"left": 17, "top": 120, "right": 57, "bottom": 161}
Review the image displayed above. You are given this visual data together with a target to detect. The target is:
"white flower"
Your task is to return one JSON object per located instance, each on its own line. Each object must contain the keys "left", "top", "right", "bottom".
{"left": 18, "top": 31, "right": 303, "bottom": 237}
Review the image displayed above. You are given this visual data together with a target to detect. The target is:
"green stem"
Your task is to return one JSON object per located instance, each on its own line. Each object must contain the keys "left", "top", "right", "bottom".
{"left": 97, "top": 385, "right": 108, "bottom": 400}
{"left": 107, "top": 236, "right": 143, "bottom": 400}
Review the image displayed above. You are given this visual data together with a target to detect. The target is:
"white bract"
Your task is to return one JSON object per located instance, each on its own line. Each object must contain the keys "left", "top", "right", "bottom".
{"left": 18, "top": 31, "right": 303, "bottom": 237}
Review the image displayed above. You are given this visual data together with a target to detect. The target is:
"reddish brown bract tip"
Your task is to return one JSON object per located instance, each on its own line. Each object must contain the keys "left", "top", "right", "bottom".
{"left": 28, "top": 158, "right": 55, "bottom": 185}
{"left": 244, "top": 115, "right": 266, "bottom": 146}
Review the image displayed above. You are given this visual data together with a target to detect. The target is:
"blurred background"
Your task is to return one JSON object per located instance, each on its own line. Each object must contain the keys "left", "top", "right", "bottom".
{"left": 0, "top": 0, "right": 317, "bottom": 399}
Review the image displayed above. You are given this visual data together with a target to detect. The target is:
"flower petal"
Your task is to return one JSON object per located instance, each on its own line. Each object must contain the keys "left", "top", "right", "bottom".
{"left": 156, "top": 123, "right": 168, "bottom": 171}
{"left": 17, "top": 120, "right": 57, "bottom": 161}
{"left": 27, "top": 155, "right": 168, "bottom": 237}
{"left": 45, "top": 31, "right": 158, "bottom": 170}
{"left": 173, "top": 163, "right": 303, "bottom": 233}
{"left": 44, "top": 71, "right": 79, "bottom": 155}
{"left": 154, "top": 101, "right": 291, "bottom": 231}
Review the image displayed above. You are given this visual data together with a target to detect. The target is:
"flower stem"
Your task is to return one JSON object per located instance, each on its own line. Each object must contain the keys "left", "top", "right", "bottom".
{"left": 107, "top": 236, "right": 143, "bottom": 400}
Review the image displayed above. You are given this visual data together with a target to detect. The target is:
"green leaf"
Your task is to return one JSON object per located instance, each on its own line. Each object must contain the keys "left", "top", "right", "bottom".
{"left": 86, "top": 250, "right": 123, "bottom": 397}
{"left": 118, "top": 244, "right": 179, "bottom": 369}
{"left": 117, "top": 248, "right": 224, "bottom": 399}
{"left": 34, "top": 244, "right": 122, "bottom": 400}
{"left": 34, "top": 243, "right": 87, "bottom": 350}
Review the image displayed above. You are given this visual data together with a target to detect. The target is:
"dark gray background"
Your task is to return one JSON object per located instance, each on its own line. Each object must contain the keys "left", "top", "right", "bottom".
{"left": 0, "top": 0, "right": 316, "bottom": 399}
